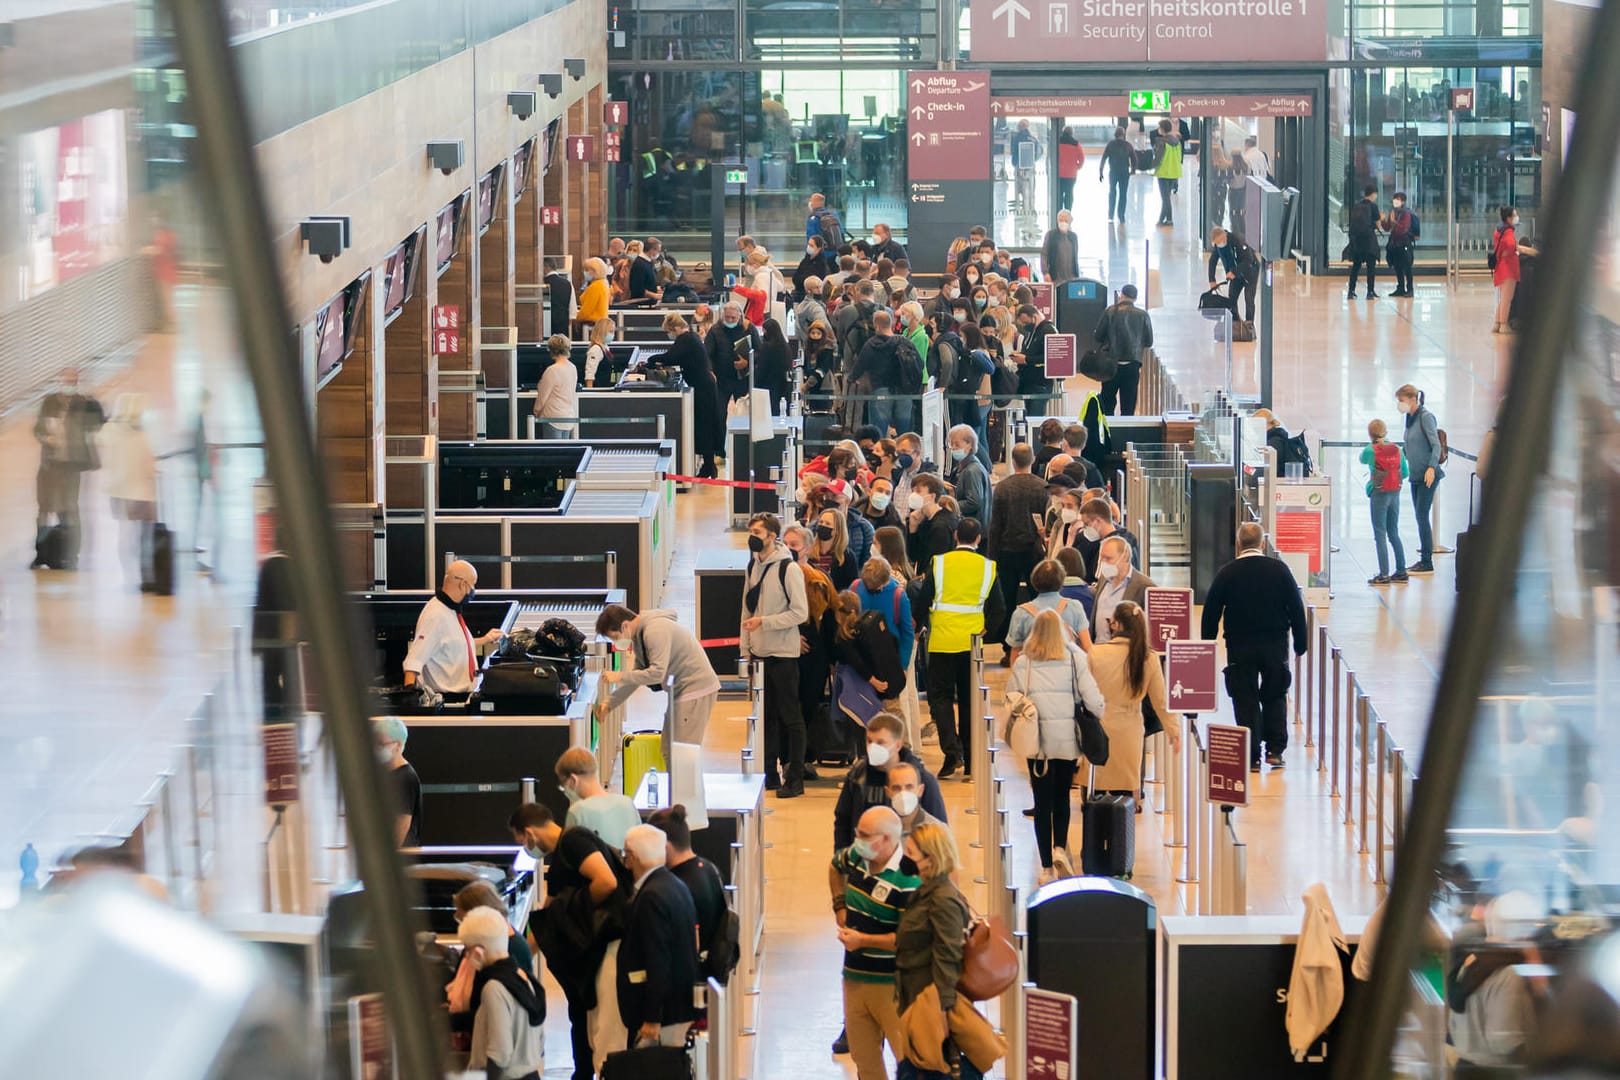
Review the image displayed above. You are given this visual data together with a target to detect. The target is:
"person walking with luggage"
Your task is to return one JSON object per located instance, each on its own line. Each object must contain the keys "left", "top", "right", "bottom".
{"left": 1346, "top": 185, "right": 1383, "bottom": 299}
{"left": 1491, "top": 205, "right": 1535, "bottom": 333}
{"left": 97, "top": 392, "right": 158, "bottom": 591}
{"left": 1008, "top": 610, "right": 1107, "bottom": 884}
{"left": 1100, "top": 127, "right": 1134, "bottom": 224}
{"left": 1199, "top": 523, "right": 1310, "bottom": 770}
{"left": 1092, "top": 284, "right": 1154, "bottom": 416}
{"left": 1358, "top": 418, "right": 1411, "bottom": 587}
{"left": 1398, "top": 384, "right": 1445, "bottom": 575}
{"left": 1207, "top": 228, "right": 1261, "bottom": 325}
{"left": 830, "top": 806, "right": 921, "bottom": 1080}
{"left": 32, "top": 366, "right": 105, "bottom": 571}
{"left": 1040, "top": 210, "right": 1081, "bottom": 286}
{"left": 1151, "top": 120, "right": 1183, "bottom": 228}
{"left": 895, "top": 823, "right": 999, "bottom": 1080}
{"left": 616, "top": 825, "right": 703, "bottom": 1051}
{"left": 987, "top": 443, "right": 1052, "bottom": 651}
{"left": 917, "top": 517, "right": 1003, "bottom": 779}
{"left": 741, "top": 513, "right": 811, "bottom": 797}
{"left": 597, "top": 603, "right": 722, "bottom": 762}
{"left": 1382, "top": 192, "right": 1421, "bottom": 297}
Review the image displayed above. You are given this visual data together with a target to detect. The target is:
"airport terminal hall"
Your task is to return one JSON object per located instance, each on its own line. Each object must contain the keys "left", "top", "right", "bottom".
{"left": 7, "top": 0, "right": 1620, "bottom": 1076}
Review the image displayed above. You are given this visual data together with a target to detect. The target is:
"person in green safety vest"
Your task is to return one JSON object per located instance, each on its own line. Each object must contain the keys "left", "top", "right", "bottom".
{"left": 1151, "top": 119, "right": 1183, "bottom": 229}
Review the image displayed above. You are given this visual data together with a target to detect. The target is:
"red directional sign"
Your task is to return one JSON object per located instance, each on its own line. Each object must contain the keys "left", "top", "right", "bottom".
{"left": 540, "top": 205, "right": 562, "bottom": 227}
{"left": 605, "top": 100, "right": 628, "bottom": 126}
{"left": 992, "top": 95, "right": 1131, "bottom": 117}
{"left": 1170, "top": 94, "right": 1314, "bottom": 117}
{"left": 1030, "top": 281, "right": 1054, "bottom": 322}
{"left": 1165, "top": 639, "right": 1219, "bottom": 714}
{"left": 969, "top": 0, "right": 1327, "bottom": 63}
{"left": 1206, "top": 724, "right": 1251, "bottom": 806}
{"left": 1146, "top": 587, "right": 1194, "bottom": 648}
{"left": 906, "top": 71, "right": 990, "bottom": 183}
{"left": 606, "top": 145, "right": 621, "bottom": 162}
{"left": 1450, "top": 87, "right": 1475, "bottom": 112}
{"left": 566, "top": 135, "right": 597, "bottom": 162}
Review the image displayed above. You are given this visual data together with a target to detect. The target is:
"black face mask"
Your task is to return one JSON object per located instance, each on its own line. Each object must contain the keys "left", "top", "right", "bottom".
{"left": 464, "top": 587, "right": 476, "bottom": 603}
{"left": 747, "top": 534, "right": 767, "bottom": 553}
{"left": 815, "top": 525, "right": 835, "bottom": 542}
{"left": 843, "top": 467, "right": 858, "bottom": 481}
{"left": 895, "top": 452, "right": 914, "bottom": 471}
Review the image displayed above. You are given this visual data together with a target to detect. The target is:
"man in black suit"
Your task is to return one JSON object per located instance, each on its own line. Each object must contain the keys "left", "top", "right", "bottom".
{"left": 617, "top": 824, "right": 703, "bottom": 1049}
{"left": 1011, "top": 304, "right": 1058, "bottom": 400}
{"left": 1200, "top": 523, "right": 1310, "bottom": 771}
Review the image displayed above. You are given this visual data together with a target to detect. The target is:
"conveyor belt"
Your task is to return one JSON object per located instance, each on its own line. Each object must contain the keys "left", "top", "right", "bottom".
{"left": 565, "top": 490, "right": 649, "bottom": 515}
{"left": 513, "top": 601, "right": 602, "bottom": 635}
{"left": 586, "top": 449, "right": 665, "bottom": 473}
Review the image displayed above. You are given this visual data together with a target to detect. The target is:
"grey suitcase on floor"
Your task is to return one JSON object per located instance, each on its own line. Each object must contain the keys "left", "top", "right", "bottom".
{"left": 1081, "top": 766, "right": 1135, "bottom": 877}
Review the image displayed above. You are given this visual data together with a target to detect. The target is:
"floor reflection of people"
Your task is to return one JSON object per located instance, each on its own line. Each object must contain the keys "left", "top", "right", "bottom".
{"left": 97, "top": 393, "right": 158, "bottom": 592}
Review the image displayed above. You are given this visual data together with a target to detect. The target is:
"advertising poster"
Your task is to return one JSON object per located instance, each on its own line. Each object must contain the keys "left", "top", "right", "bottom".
{"left": 17, "top": 108, "right": 127, "bottom": 302}
{"left": 1274, "top": 478, "right": 1332, "bottom": 604}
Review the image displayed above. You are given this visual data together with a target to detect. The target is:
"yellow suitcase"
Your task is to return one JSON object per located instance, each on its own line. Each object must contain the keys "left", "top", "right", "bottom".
{"left": 622, "top": 731, "right": 666, "bottom": 797}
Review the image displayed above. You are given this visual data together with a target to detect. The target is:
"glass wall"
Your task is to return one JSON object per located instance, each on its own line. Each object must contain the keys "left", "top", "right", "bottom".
{"left": 1330, "top": 64, "right": 1542, "bottom": 264}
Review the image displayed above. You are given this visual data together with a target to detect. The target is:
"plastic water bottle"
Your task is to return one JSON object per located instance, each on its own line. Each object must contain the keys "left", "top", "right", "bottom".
{"left": 647, "top": 769, "right": 661, "bottom": 806}
{"left": 19, "top": 843, "right": 39, "bottom": 894}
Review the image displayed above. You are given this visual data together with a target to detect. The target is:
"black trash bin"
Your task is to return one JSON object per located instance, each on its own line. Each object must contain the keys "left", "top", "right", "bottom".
{"left": 1027, "top": 877, "right": 1156, "bottom": 1080}
{"left": 1057, "top": 277, "right": 1109, "bottom": 338}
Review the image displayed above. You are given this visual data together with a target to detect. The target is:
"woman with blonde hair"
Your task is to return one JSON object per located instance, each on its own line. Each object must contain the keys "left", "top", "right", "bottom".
{"left": 574, "top": 256, "right": 610, "bottom": 337}
{"left": 1008, "top": 609, "right": 1106, "bottom": 883}
{"left": 1087, "top": 602, "right": 1180, "bottom": 805}
{"left": 809, "top": 505, "right": 855, "bottom": 589}
{"left": 584, "top": 316, "right": 616, "bottom": 386}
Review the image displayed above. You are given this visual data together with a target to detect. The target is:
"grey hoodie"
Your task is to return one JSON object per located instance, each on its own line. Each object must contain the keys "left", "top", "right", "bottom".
{"left": 739, "top": 544, "right": 809, "bottom": 659}
{"left": 610, "top": 609, "right": 721, "bottom": 707}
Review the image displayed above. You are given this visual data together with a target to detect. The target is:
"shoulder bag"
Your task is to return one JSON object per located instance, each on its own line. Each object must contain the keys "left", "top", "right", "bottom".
{"left": 1073, "top": 658, "right": 1110, "bottom": 766}
{"left": 1002, "top": 655, "right": 1043, "bottom": 770}
{"left": 958, "top": 903, "right": 1020, "bottom": 1002}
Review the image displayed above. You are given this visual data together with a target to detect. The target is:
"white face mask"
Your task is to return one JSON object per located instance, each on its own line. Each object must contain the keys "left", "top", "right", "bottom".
{"left": 614, "top": 635, "right": 635, "bottom": 651}
{"left": 1082, "top": 525, "right": 1101, "bottom": 542}
{"left": 1061, "top": 508, "right": 1080, "bottom": 524}
{"left": 1397, "top": 401, "right": 1411, "bottom": 415}
{"left": 908, "top": 492, "right": 925, "bottom": 512}
{"left": 1098, "top": 561, "right": 1121, "bottom": 581}
{"left": 866, "top": 742, "right": 892, "bottom": 768}
{"left": 870, "top": 492, "right": 891, "bottom": 512}
{"left": 1058, "top": 221, "right": 1070, "bottom": 233}
{"left": 891, "top": 790, "right": 920, "bottom": 817}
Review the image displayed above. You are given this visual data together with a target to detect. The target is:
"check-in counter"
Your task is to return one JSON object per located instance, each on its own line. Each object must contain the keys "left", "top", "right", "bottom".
{"left": 696, "top": 549, "right": 749, "bottom": 676}
{"left": 726, "top": 414, "right": 796, "bottom": 528}
{"left": 402, "top": 673, "right": 600, "bottom": 845}
{"left": 1158, "top": 914, "right": 1367, "bottom": 1080}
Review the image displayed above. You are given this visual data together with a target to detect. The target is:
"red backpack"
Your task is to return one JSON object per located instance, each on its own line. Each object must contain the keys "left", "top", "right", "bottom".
{"left": 1372, "top": 441, "right": 1402, "bottom": 492}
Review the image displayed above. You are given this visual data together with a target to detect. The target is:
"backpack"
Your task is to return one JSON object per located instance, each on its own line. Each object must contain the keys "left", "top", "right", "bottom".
{"left": 895, "top": 337, "right": 925, "bottom": 395}
{"left": 844, "top": 304, "right": 876, "bottom": 361}
{"left": 991, "top": 362, "right": 1020, "bottom": 408}
{"left": 1274, "top": 430, "right": 1315, "bottom": 476}
{"left": 814, "top": 207, "right": 846, "bottom": 252}
{"left": 1020, "top": 599, "right": 1076, "bottom": 642}
{"left": 929, "top": 330, "right": 962, "bottom": 389}
{"left": 1002, "top": 656, "right": 1044, "bottom": 764}
{"left": 1487, "top": 226, "right": 1502, "bottom": 271}
{"left": 1437, "top": 427, "right": 1450, "bottom": 465}
{"left": 797, "top": 559, "right": 835, "bottom": 626}
{"left": 1372, "top": 441, "right": 1402, "bottom": 492}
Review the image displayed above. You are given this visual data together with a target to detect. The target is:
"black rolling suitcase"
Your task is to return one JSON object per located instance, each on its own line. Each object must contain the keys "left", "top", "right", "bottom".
{"left": 34, "top": 525, "right": 69, "bottom": 570}
{"left": 150, "top": 522, "right": 175, "bottom": 596}
{"left": 1081, "top": 765, "right": 1136, "bottom": 878}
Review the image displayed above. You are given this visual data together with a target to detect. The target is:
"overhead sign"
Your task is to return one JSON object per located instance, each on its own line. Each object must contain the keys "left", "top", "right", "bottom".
{"left": 1206, "top": 723, "right": 1251, "bottom": 806}
{"left": 565, "top": 135, "right": 596, "bottom": 161}
{"left": 969, "top": 0, "right": 1328, "bottom": 63}
{"left": 1130, "top": 90, "right": 1170, "bottom": 111}
{"left": 540, "top": 205, "right": 562, "bottom": 227}
{"left": 1449, "top": 87, "right": 1475, "bottom": 112}
{"left": 1146, "top": 587, "right": 1194, "bottom": 648}
{"left": 991, "top": 95, "right": 1132, "bottom": 116}
{"left": 1170, "top": 94, "right": 1314, "bottom": 117}
{"left": 604, "top": 100, "right": 628, "bottom": 126}
{"left": 1025, "top": 988, "right": 1079, "bottom": 1078}
{"left": 725, "top": 167, "right": 748, "bottom": 185}
{"left": 1043, "top": 333, "right": 1076, "bottom": 378}
{"left": 1165, "top": 639, "right": 1219, "bottom": 714}
{"left": 907, "top": 71, "right": 992, "bottom": 273}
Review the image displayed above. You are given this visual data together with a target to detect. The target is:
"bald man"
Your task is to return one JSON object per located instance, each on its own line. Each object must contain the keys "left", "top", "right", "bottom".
{"left": 402, "top": 559, "right": 504, "bottom": 696}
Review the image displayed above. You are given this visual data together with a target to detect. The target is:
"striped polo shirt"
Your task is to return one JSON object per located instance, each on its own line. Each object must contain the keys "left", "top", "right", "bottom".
{"left": 832, "top": 844, "right": 922, "bottom": 983}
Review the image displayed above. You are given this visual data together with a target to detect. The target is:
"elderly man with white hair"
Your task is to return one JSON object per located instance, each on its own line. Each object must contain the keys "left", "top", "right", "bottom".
{"left": 402, "top": 559, "right": 504, "bottom": 700}
{"left": 458, "top": 906, "right": 546, "bottom": 1080}
{"left": 706, "top": 299, "right": 761, "bottom": 409}
{"left": 616, "top": 824, "right": 703, "bottom": 1049}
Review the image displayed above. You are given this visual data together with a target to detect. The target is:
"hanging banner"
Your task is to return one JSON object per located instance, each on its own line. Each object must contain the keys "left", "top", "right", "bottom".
{"left": 967, "top": 0, "right": 1327, "bottom": 63}
{"left": 906, "top": 71, "right": 992, "bottom": 274}
{"left": 992, "top": 95, "right": 1132, "bottom": 117}
{"left": 1170, "top": 93, "right": 1314, "bottom": 117}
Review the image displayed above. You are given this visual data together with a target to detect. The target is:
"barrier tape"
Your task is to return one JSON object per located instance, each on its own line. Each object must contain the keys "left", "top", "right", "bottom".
{"left": 668, "top": 475, "right": 778, "bottom": 490}
{"left": 699, "top": 637, "right": 742, "bottom": 647}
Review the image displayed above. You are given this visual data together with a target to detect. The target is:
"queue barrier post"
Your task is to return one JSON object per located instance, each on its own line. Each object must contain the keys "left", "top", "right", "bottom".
{"left": 1357, "top": 697, "right": 1372, "bottom": 855}
{"left": 1197, "top": 730, "right": 1212, "bottom": 912}
{"left": 520, "top": 777, "right": 536, "bottom": 806}
{"left": 1374, "top": 719, "right": 1389, "bottom": 886}
{"left": 966, "top": 634, "right": 985, "bottom": 823}
{"left": 1214, "top": 806, "right": 1247, "bottom": 915}
{"left": 1178, "top": 720, "right": 1202, "bottom": 886}
{"left": 1164, "top": 720, "right": 1186, "bottom": 846}
{"left": 1391, "top": 746, "right": 1407, "bottom": 874}
{"left": 1328, "top": 647, "right": 1342, "bottom": 786}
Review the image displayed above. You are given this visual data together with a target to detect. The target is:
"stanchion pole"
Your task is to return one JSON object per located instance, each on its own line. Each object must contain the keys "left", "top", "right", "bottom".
{"left": 967, "top": 633, "right": 985, "bottom": 823}
{"left": 1347, "top": 684, "right": 1363, "bottom": 826}
{"left": 1374, "top": 721, "right": 1389, "bottom": 886}
{"left": 1328, "top": 647, "right": 1342, "bottom": 784}
{"left": 1358, "top": 700, "right": 1372, "bottom": 855}
{"left": 1179, "top": 721, "right": 1201, "bottom": 884}
{"left": 1165, "top": 721, "right": 1185, "bottom": 843}
{"left": 1316, "top": 625, "right": 1329, "bottom": 753}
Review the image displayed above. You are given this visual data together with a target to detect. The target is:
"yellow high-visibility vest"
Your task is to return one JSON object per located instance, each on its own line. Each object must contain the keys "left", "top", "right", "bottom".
{"left": 930, "top": 549, "right": 997, "bottom": 654}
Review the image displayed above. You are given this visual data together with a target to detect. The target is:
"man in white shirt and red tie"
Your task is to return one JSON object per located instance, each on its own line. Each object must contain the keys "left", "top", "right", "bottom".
{"left": 403, "top": 559, "right": 504, "bottom": 698}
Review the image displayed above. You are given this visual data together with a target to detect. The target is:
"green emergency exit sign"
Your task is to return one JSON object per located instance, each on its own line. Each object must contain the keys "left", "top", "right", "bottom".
{"left": 725, "top": 168, "right": 748, "bottom": 185}
{"left": 1129, "top": 90, "right": 1170, "bottom": 111}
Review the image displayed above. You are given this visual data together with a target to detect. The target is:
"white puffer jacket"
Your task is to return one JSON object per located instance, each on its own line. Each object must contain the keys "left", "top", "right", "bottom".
{"left": 1005, "top": 646, "right": 1106, "bottom": 761}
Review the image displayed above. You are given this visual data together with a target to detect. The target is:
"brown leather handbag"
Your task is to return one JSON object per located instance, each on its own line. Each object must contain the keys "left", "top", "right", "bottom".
{"left": 956, "top": 911, "right": 1020, "bottom": 1002}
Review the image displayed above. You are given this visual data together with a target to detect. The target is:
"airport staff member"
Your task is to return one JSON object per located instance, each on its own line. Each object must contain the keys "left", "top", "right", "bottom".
{"left": 1200, "top": 522, "right": 1309, "bottom": 772}
{"left": 403, "top": 559, "right": 503, "bottom": 697}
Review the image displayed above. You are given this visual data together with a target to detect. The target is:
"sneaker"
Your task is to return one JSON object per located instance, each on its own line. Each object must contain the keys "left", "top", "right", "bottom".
{"left": 1266, "top": 753, "right": 1286, "bottom": 770}
{"left": 1052, "top": 847, "right": 1075, "bottom": 878}
{"left": 801, "top": 763, "right": 821, "bottom": 782}
{"left": 1367, "top": 291, "right": 1381, "bottom": 299}
{"left": 832, "top": 1029, "right": 849, "bottom": 1055}
{"left": 1390, "top": 570, "right": 1410, "bottom": 583}
{"left": 1347, "top": 291, "right": 1358, "bottom": 300}
{"left": 1368, "top": 574, "right": 1391, "bottom": 586}
{"left": 776, "top": 781, "right": 804, "bottom": 799}
{"left": 1022, "top": 806, "right": 1036, "bottom": 819}
{"left": 938, "top": 754, "right": 961, "bottom": 780}
{"left": 1037, "top": 867, "right": 1057, "bottom": 887}
{"left": 921, "top": 722, "right": 939, "bottom": 745}
{"left": 1408, "top": 561, "right": 1435, "bottom": 575}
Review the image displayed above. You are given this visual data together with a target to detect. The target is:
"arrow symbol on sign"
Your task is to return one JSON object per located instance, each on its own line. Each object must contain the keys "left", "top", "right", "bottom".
{"left": 911, "top": 132, "right": 925, "bottom": 146}
{"left": 911, "top": 105, "right": 926, "bottom": 120}
{"left": 911, "top": 78, "right": 925, "bottom": 93}
{"left": 991, "top": 100, "right": 1003, "bottom": 113}
{"left": 991, "top": 0, "right": 1029, "bottom": 36}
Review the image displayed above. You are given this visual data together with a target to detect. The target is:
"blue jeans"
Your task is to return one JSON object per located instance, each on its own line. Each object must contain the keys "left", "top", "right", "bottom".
{"left": 1370, "top": 490, "right": 1406, "bottom": 577}
{"left": 867, "top": 393, "right": 914, "bottom": 438}
{"left": 898, "top": 1053, "right": 985, "bottom": 1080}
{"left": 1409, "top": 474, "right": 1438, "bottom": 562}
